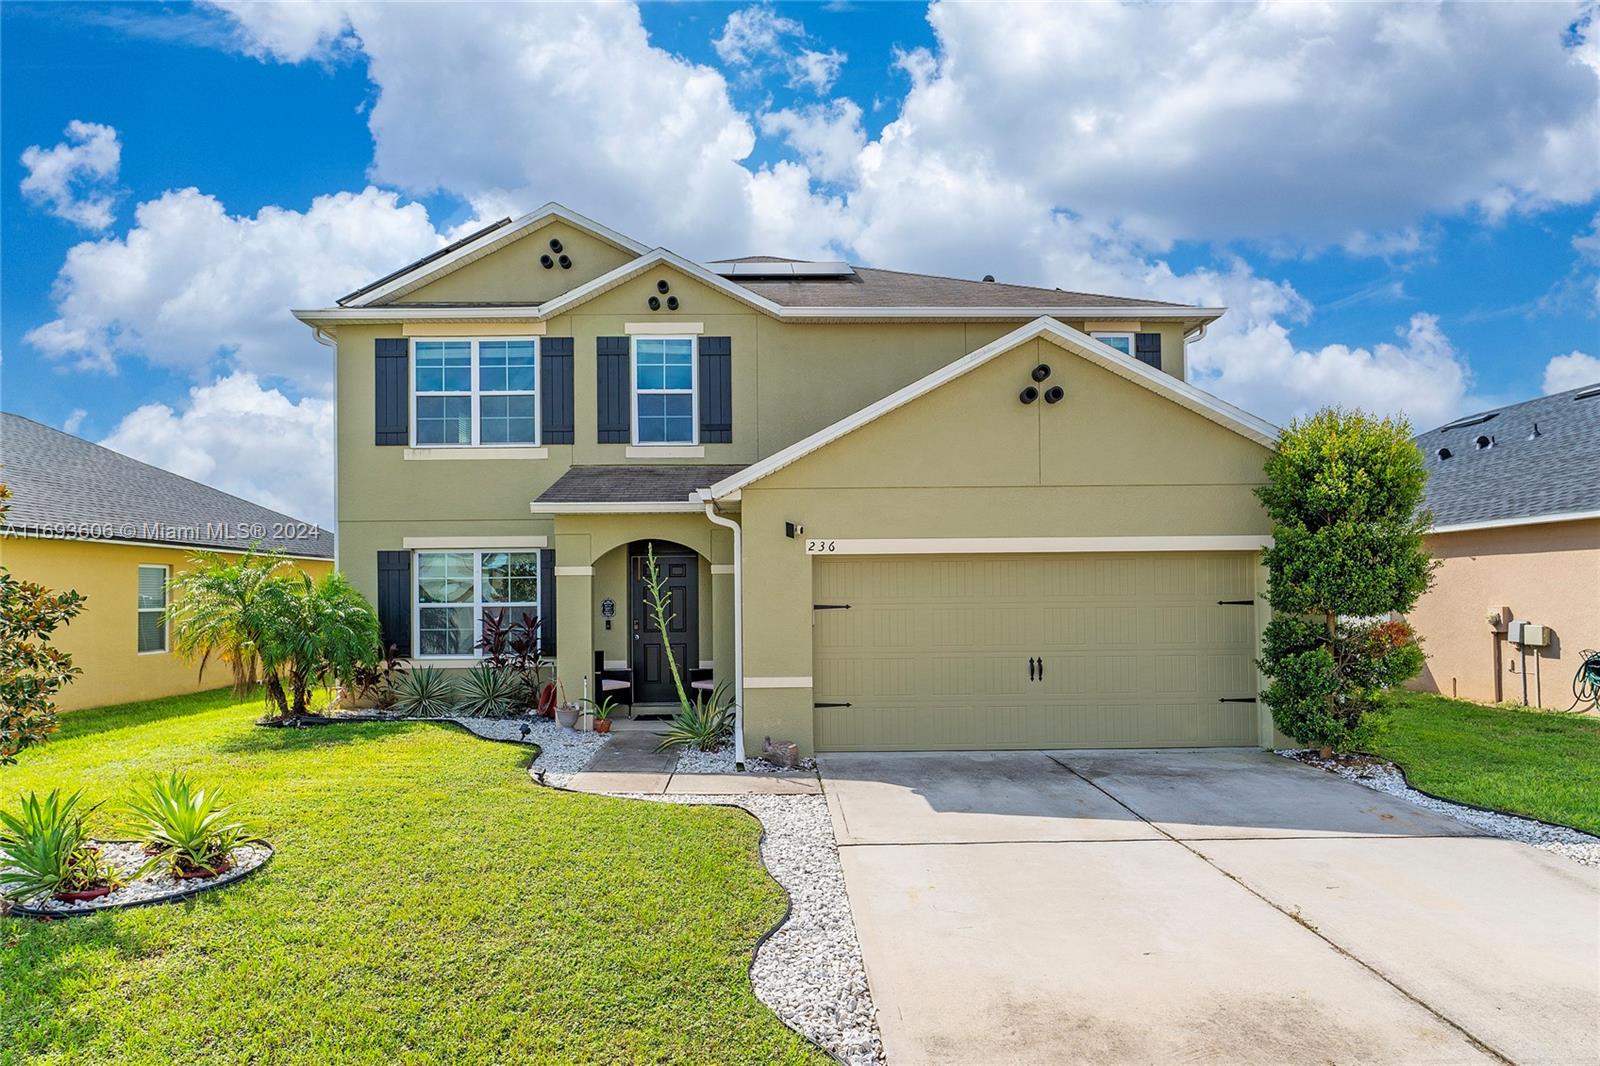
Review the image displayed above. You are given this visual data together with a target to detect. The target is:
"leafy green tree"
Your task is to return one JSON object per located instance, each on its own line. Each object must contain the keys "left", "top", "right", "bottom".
{"left": 255, "top": 571, "right": 381, "bottom": 718}
{"left": 167, "top": 549, "right": 291, "bottom": 698}
{"left": 1256, "top": 409, "right": 1434, "bottom": 751}
{"left": 0, "top": 484, "right": 87, "bottom": 763}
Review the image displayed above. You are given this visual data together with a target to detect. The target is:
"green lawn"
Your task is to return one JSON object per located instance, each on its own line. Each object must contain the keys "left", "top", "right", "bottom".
{"left": 1372, "top": 691, "right": 1600, "bottom": 836}
{"left": 1, "top": 689, "right": 821, "bottom": 1066}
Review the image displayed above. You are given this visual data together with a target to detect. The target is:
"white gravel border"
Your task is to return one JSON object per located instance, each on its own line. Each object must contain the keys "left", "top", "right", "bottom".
{"left": 1281, "top": 750, "right": 1600, "bottom": 868}
{"left": 674, "top": 745, "right": 819, "bottom": 775}
{"left": 615, "top": 792, "right": 883, "bottom": 1066}
{"left": 7, "top": 840, "right": 272, "bottom": 915}
{"left": 444, "top": 716, "right": 610, "bottom": 788}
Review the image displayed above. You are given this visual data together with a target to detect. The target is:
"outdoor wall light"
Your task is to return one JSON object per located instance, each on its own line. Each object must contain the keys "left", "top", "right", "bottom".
{"left": 648, "top": 296, "right": 662, "bottom": 310}
{"left": 1020, "top": 385, "right": 1039, "bottom": 404}
{"left": 785, "top": 521, "right": 804, "bottom": 538}
{"left": 1032, "top": 363, "right": 1052, "bottom": 382}
{"left": 1044, "top": 385, "right": 1065, "bottom": 404}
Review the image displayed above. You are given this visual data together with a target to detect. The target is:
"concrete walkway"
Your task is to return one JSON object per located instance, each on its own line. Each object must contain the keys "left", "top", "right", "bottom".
{"left": 565, "top": 730, "right": 821, "bottom": 795}
{"left": 820, "top": 749, "right": 1600, "bottom": 1066}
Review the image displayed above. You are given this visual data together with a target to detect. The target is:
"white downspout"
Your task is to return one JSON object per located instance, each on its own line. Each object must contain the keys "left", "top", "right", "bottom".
{"left": 312, "top": 326, "right": 339, "bottom": 569}
{"left": 702, "top": 496, "right": 745, "bottom": 768}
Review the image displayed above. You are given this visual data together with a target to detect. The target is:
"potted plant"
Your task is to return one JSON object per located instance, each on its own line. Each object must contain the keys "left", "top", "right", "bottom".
{"left": 0, "top": 789, "right": 122, "bottom": 903}
{"left": 581, "top": 695, "right": 619, "bottom": 734}
{"left": 554, "top": 699, "right": 581, "bottom": 730}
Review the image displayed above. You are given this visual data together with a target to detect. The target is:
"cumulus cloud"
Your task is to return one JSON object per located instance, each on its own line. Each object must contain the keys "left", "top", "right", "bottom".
{"left": 27, "top": 186, "right": 442, "bottom": 387}
{"left": 62, "top": 409, "right": 88, "bottom": 435}
{"left": 1543, "top": 350, "right": 1600, "bottom": 394}
{"left": 100, "top": 372, "right": 336, "bottom": 524}
{"left": 713, "top": 4, "right": 845, "bottom": 93}
{"left": 19, "top": 120, "right": 122, "bottom": 230}
{"left": 759, "top": 99, "right": 865, "bottom": 185}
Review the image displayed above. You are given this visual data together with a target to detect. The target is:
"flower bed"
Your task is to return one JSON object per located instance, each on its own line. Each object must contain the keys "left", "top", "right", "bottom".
{"left": 5, "top": 839, "right": 273, "bottom": 918}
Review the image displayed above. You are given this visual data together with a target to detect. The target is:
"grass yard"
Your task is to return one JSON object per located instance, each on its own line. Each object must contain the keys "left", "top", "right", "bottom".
{"left": 1373, "top": 691, "right": 1600, "bottom": 836}
{"left": 1, "top": 689, "right": 822, "bottom": 1066}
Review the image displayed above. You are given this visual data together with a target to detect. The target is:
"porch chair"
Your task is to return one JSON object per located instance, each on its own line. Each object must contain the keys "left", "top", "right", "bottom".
{"left": 594, "top": 650, "right": 634, "bottom": 717}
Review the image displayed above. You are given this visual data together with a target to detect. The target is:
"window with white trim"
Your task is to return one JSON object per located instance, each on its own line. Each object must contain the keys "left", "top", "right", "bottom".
{"left": 413, "top": 338, "right": 537, "bottom": 446}
{"left": 1091, "top": 332, "right": 1135, "bottom": 358}
{"left": 414, "top": 550, "right": 540, "bottom": 657}
{"left": 137, "top": 565, "right": 168, "bottom": 653}
{"left": 632, "top": 336, "right": 696, "bottom": 445}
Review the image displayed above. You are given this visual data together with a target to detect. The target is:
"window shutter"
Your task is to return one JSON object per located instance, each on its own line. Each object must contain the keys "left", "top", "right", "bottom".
{"left": 596, "top": 336, "right": 631, "bottom": 443}
{"left": 540, "top": 337, "right": 574, "bottom": 444}
{"left": 376, "top": 551, "right": 412, "bottom": 657}
{"left": 374, "top": 339, "right": 410, "bottom": 445}
{"left": 1134, "top": 333, "right": 1162, "bottom": 370}
{"left": 539, "top": 549, "right": 557, "bottom": 656}
{"left": 699, "top": 336, "right": 732, "bottom": 444}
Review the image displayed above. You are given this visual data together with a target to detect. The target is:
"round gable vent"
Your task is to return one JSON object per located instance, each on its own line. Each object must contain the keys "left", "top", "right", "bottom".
{"left": 540, "top": 254, "right": 554, "bottom": 269}
{"left": 549, "top": 238, "right": 564, "bottom": 253}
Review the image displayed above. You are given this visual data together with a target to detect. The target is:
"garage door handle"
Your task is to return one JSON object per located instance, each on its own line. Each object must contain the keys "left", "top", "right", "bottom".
{"left": 1037, "top": 658, "right": 1044, "bottom": 681}
{"left": 1028, "top": 657, "right": 1037, "bottom": 681}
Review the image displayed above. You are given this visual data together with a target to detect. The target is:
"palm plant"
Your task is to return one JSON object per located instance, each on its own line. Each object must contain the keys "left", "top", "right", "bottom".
{"left": 124, "top": 773, "right": 252, "bottom": 876}
{"left": 457, "top": 664, "right": 523, "bottom": 718}
{"left": 392, "top": 667, "right": 459, "bottom": 717}
{"left": 656, "top": 681, "right": 736, "bottom": 752}
{"left": 167, "top": 550, "right": 291, "bottom": 699}
{"left": 254, "top": 572, "right": 382, "bottom": 718}
{"left": 0, "top": 789, "right": 118, "bottom": 902}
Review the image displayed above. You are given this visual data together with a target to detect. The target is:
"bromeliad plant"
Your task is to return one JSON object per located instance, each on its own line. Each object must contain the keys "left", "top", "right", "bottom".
{"left": 124, "top": 773, "right": 253, "bottom": 877}
{"left": 0, "top": 789, "right": 119, "bottom": 902}
{"left": 392, "top": 666, "right": 460, "bottom": 717}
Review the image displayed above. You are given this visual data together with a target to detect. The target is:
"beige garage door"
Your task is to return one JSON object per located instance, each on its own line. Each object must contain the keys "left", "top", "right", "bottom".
{"left": 812, "top": 553, "right": 1261, "bottom": 751}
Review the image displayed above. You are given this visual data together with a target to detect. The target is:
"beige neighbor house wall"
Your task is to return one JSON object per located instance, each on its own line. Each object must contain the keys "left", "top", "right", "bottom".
{"left": 731, "top": 334, "right": 1275, "bottom": 754}
{"left": 1408, "top": 518, "right": 1600, "bottom": 710}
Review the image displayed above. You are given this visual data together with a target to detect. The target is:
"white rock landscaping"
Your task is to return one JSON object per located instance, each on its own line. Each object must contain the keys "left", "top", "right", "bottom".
{"left": 7, "top": 840, "right": 273, "bottom": 917}
{"left": 1282, "top": 750, "right": 1600, "bottom": 868}
{"left": 673, "top": 745, "right": 819, "bottom": 775}
{"left": 444, "top": 715, "right": 611, "bottom": 788}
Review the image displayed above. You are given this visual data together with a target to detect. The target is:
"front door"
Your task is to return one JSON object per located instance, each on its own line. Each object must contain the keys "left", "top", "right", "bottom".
{"left": 630, "top": 543, "right": 698, "bottom": 705}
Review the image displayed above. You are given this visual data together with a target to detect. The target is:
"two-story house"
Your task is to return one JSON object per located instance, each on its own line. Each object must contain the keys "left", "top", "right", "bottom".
{"left": 294, "top": 204, "right": 1279, "bottom": 760}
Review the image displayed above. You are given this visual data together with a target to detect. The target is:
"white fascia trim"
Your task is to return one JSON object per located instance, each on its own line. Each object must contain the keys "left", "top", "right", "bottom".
{"left": 707, "top": 317, "right": 1280, "bottom": 499}
{"left": 744, "top": 676, "right": 812, "bottom": 688}
{"left": 345, "top": 203, "right": 649, "bottom": 307}
{"left": 402, "top": 535, "right": 549, "bottom": 549}
{"left": 530, "top": 500, "right": 704, "bottom": 514}
{"left": 1429, "top": 509, "right": 1600, "bottom": 534}
{"left": 804, "top": 535, "right": 1271, "bottom": 555}
{"left": 775, "top": 305, "right": 1225, "bottom": 322}
{"left": 295, "top": 306, "right": 545, "bottom": 324}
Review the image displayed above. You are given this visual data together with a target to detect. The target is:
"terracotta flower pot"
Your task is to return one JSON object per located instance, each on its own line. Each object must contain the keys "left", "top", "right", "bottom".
{"left": 594, "top": 719, "right": 612, "bottom": 734}
{"left": 174, "top": 859, "right": 233, "bottom": 880}
{"left": 54, "top": 885, "right": 112, "bottom": 902}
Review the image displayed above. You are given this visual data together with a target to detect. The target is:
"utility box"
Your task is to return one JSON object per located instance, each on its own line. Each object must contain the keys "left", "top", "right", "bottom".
{"left": 1508, "top": 621, "right": 1551, "bottom": 647}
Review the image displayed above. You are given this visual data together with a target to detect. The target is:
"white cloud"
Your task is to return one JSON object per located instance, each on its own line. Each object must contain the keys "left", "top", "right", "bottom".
{"left": 713, "top": 5, "right": 804, "bottom": 67}
{"left": 19, "top": 120, "right": 122, "bottom": 230}
{"left": 207, "top": 0, "right": 354, "bottom": 61}
{"left": 759, "top": 99, "right": 865, "bottom": 185}
{"left": 100, "top": 372, "right": 335, "bottom": 524}
{"left": 788, "top": 48, "right": 846, "bottom": 94}
{"left": 62, "top": 409, "right": 88, "bottom": 435}
{"left": 1543, "top": 350, "right": 1600, "bottom": 394}
{"left": 27, "top": 185, "right": 442, "bottom": 388}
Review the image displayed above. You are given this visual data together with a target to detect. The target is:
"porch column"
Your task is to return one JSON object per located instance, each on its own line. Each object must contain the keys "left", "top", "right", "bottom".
{"left": 553, "top": 531, "right": 594, "bottom": 704}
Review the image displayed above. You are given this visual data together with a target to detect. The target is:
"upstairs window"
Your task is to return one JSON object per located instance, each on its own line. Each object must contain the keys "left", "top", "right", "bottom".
{"left": 413, "top": 338, "right": 537, "bottom": 446}
{"left": 137, "top": 565, "right": 168, "bottom": 654}
{"left": 1091, "top": 332, "right": 1135, "bottom": 358}
{"left": 633, "top": 337, "right": 696, "bottom": 445}
{"left": 414, "top": 550, "right": 540, "bottom": 657}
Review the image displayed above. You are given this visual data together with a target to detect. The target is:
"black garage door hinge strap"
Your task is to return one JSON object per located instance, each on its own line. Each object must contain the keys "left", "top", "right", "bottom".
{"left": 813, "top": 603, "right": 852, "bottom": 610}
{"left": 1218, "top": 697, "right": 1258, "bottom": 703}
{"left": 813, "top": 701, "right": 852, "bottom": 708}
{"left": 1217, "top": 599, "right": 1255, "bottom": 606}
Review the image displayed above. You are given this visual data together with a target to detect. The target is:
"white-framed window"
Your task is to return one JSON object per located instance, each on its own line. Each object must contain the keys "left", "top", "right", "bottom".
{"left": 414, "top": 549, "right": 540, "bottom": 658}
{"left": 632, "top": 336, "right": 697, "bottom": 445}
{"left": 137, "top": 565, "right": 168, "bottom": 654}
{"left": 1091, "top": 332, "right": 1135, "bottom": 358}
{"left": 412, "top": 338, "right": 538, "bottom": 447}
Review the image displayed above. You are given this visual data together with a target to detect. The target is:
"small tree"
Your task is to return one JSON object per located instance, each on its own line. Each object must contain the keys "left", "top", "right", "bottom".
{"left": 255, "top": 571, "right": 382, "bottom": 719}
{"left": 1257, "top": 409, "right": 1434, "bottom": 752}
{"left": 0, "top": 484, "right": 87, "bottom": 763}
{"left": 168, "top": 549, "right": 291, "bottom": 697}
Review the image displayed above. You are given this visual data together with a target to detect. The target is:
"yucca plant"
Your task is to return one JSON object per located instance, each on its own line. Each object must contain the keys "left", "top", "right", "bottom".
{"left": 456, "top": 664, "right": 523, "bottom": 718}
{"left": 656, "top": 681, "right": 736, "bottom": 752}
{"left": 0, "top": 789, "right": 118, "bottom": 902}
{"left": 124, "top": 773, "right": 253, "bottom": 876}
{"left": 392, "top": 666, "right": 459, "bottom": 717}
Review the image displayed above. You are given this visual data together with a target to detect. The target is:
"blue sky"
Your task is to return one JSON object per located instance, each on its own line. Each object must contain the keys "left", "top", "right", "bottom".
{"left": 3, "top": 2, "right": 1596, "bottom": 524}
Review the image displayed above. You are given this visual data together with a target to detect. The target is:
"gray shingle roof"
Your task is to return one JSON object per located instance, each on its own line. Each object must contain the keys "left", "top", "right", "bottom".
{"left": 1416, "top": 384, "right": 1600, "bottom": 527}
{"left": 725, "top": 265, "right": 1191, "bottom": 310}
{"left": 0, "top": 413, "right": 334, "bottom": 558}
{"left": 536, "top": 465, "right": 748, "bottom": 504}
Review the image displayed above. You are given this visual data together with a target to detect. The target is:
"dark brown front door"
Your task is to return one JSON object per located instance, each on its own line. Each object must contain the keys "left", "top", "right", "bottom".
{"left": 630, "top": 543, "right": 698, "bottom": 705}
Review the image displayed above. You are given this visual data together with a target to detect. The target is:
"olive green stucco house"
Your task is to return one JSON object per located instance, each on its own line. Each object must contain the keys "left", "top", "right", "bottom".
{"left": 295, "top": 204, "right": 1282, "bottom": 759}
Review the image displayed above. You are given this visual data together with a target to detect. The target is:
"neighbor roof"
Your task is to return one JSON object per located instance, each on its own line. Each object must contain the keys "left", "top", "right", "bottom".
{"left": 536, "top": 464, "right": 748, "bottom": 505}
{"left": 1417, "top": 384, "right": 1600, "bottom": 529}
{"left": 0, "top": 413, "right": 334, "bottom": 558}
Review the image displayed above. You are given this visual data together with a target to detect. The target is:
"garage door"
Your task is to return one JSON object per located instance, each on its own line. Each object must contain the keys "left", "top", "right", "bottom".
{"left": 812, "top": 553, "right": 1260, "bottom": 751}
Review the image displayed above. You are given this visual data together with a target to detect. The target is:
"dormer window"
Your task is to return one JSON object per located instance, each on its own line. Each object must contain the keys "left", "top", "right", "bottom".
{"left": 412, "top": 338, "right": 538, "bottom": 446}
{"left": 1091, "top": 332, "right": 1135, "bottom": 358}
{"left": 633, "top": 336, "right": 697, "bottom": 445}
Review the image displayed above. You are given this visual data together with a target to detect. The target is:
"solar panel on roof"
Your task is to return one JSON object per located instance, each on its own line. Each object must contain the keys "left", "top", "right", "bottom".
{"left": 711, "top": 260, "right": 855, "bottom": 279}
{"left": 1439, "top": 412, "right": 1499, "bottom": 431}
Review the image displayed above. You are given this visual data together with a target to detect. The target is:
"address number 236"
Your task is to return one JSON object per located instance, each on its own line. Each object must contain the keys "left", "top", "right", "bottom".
{"left": 805, "top": 540, "right": 838, "bottom": 554}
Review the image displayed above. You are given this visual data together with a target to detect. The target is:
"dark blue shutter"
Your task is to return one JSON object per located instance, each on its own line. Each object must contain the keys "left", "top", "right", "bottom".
{"left": 539, "top": 549, "right": 557, "bottom": 655}
{"left": 597, "top": 336, "right": 631, "bottom": 443}
{"left": 1134, "top": 333, "right": 1162, "bottom": 370}
{"left": 540, "top": 337, "right": 574, "bottom": 444}
{"left": 376, "top": 551, "right": 412, "bottom": 657}
{"left": 374, "top": 339, "right": 409, "bottom": 445}
{"left": 699, "top": 336, "right": 732, "bottom": 444}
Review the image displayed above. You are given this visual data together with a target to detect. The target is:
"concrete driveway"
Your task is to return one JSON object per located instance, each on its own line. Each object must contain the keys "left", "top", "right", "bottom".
{"left": 819, "top": 749, "right": 1600, "bottom": 1066}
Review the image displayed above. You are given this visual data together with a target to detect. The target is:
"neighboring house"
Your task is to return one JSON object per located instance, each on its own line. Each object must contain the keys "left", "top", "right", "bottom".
{"left": 294, "top": 203, "right": 1281, "bottom": 757}
{"left": 1408, "top": 386, "right": 1600, "bottom": 709}
{"left": 0, "top": 413, "right": 334, "bottom": 711}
